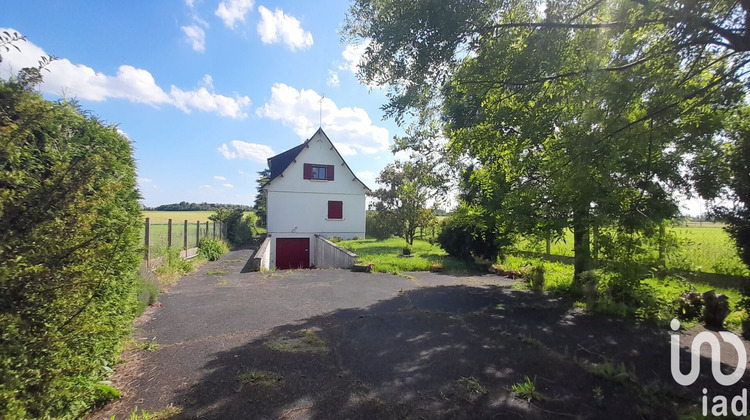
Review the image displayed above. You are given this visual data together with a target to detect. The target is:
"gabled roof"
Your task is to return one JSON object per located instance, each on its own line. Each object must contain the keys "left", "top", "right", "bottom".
{"left": 263, "top": 127, "right": 370, "bottom": 191}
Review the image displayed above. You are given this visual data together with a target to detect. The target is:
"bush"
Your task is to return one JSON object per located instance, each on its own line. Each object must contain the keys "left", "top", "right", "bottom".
{"left": 212, "top": 209, "right": 258, "bottom": 246}
{"left": 438, "top": 209, "right": 509, "bottom": 262}
{"left": 199, "top": 238, "right": 229, "bottom": 261}
{"left": 0, "top": 80, "right": 142, "bottom": 417}
{"left": 366, "top": 211, "right": 398, "bottom": 240}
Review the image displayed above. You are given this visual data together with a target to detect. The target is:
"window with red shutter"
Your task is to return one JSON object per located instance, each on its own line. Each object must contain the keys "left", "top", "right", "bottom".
{"left": 305, "top": 164, "right": 334, "bottom": 181}
{"left": 328, "top": 201, "right": 343, "bottom": 219}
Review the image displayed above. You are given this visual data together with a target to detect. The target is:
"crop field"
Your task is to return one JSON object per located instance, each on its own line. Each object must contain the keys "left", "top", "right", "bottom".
{"left": 142, "top": 210, "right": 217, "bottom": 224}
{"left": 140, "top": 211, "right": 226, "bottom": 256}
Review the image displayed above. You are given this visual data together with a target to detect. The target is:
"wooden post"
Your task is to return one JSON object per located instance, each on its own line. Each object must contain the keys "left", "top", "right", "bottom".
{"left": 167, "top": 219, "right": 173, "bottom": 247}
{"left": 183, "top": 220, "right": 188, "bottom": 250}
{"left": 196, "top": 220, "right": 201, "bottom": 247}
{"left": 145, "top": 217, "right": 151, "bottom": 266}
{"left": 205, "top": 221, "right": 209, "bottom": 238}
{"left": 213, "top": 221, "right": 216, "bottom": 239}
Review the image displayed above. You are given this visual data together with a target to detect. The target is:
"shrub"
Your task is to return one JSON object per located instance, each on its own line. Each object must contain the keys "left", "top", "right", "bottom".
{"left": 438, "top": 209, "right": 509, "bottom": 262}
{"left": 199, "top": 238, "right": 228, "bottom": 261}
{"left": 366, "top": 211, "right": 398, "bottom": 240}
{"left": 0, "top": 80, "right": 142, "bottom": 417}
{"left": 211, "top": 209, "right": 258, "bottom": 246}
{"left": 328, "top": 236, "right": 343, "bottom": 243}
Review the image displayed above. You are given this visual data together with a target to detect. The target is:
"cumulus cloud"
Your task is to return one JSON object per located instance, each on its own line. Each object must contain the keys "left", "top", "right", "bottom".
{"left": 185, "top": 0, "right": 195, "bottom": 8}
{"left": 223, "top": 183, "right": 234, "bottom": 188}
{"left": 0, "top": 30, "right": 251, "bottom": 119}
{"left": 218, "top": 140, "right": 275, "bottom": 163}
{"left": 213, "top": 175, "right": 226, "bottom": 181}
{"left": 340, "top": 40, "right": 371, "bottom": 74}
{"left": 257, "top": 6, "right": 313, "bottom": 51}
{"left": 326, "top": 70, "right": 339, "bottom": 87}
{"left": 182, "top": 24, "right": 206, "bottom": 52}
{"left": 139, "top": 177, "right": 153, "bottom": 183}
{"left": 256, "top": 83, "right": 389, "bottom": 155}
{"left": 215, "top": 0, "right": 254, "bottom": 29}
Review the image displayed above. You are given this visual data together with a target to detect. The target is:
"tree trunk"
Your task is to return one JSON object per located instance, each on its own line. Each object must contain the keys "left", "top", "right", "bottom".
{"left": 573, "top": 208, "right": 591, "bottom": 280}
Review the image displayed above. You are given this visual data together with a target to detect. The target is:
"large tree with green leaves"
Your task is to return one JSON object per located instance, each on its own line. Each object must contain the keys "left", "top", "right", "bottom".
{"left": 344, "top": 0, "right": 747, "bottom": 277}
{"left": 253, "top": 168, "right": 270, "bottom": 227}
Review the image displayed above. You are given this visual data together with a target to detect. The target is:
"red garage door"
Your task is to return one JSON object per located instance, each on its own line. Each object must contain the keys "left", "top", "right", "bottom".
{"left": 276, "top": 238, "right": 310, "bottom": 269}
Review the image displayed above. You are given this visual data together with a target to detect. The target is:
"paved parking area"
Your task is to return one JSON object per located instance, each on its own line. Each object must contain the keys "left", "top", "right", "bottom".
{"left": 96, "top": 248, "right": 749, "bottom": 419}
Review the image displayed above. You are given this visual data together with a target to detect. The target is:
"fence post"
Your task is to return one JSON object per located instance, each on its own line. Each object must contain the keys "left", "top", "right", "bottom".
{"left": 145, "top": 217, "right": 151, "bottom": 267}
{"left": 183, "top": 220, "right": 188, "bottom": 251}
{"left": 205, "top": 221, "right": 209, "bottom": 238}
{"left": 196, "top": 220, "right": 201, "bottom": 247}
{"left": 167, "top": 218, "right": 173, "bottom": 248}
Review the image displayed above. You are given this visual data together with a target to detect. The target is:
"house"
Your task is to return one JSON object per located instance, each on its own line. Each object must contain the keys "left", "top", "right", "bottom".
{"left": 263, "top": 128, "right": 369, "bottom": 269}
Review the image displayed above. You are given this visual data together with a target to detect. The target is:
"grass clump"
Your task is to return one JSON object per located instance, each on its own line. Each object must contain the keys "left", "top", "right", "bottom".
{"left": 127, "top": 404, "right": 182, "bottom": 420}
{"left": 237, "top": 370, "right": 283, "bottom": 389}
{"left": 457, "top": 376, "right": 488, "bottom": 395}
{"left": 508, "top": 376, "right": 542, "bottom": 402}
{"left": 264, "top": 329, "right": 329, "bottom": 354}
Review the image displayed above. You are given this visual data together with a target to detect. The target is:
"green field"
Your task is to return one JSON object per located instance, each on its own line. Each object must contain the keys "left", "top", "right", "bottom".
{"left": 142, "top": 210, "right": 218, "bottom": 224}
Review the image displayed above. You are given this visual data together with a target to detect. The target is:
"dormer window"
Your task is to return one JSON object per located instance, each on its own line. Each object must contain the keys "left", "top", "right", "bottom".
{"left": 303, "top": 163, "right": 334, "bottom": 181}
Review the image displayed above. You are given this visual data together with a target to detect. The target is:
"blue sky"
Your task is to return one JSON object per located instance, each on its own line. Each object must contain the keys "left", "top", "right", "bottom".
{"left": 2, "top": 0, "right": 405, "bottom": 207}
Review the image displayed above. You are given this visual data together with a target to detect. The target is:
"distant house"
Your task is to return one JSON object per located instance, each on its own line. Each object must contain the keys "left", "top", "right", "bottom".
{"left": 263, "top": 128, "right": 369, "bottom": 269}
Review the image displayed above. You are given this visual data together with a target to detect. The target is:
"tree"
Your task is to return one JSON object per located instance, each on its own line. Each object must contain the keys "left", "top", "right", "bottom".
{"left": 253, "top": 168, "right": 270, "bottom": 227}
{"left": 370, "top": 160, "right": 440, "bottom": 245}
{"left": 716, "top": 108, "right": 750, "bottom": 269}
{"left": 345, "top": 0, "right": 746, "bottom": 278}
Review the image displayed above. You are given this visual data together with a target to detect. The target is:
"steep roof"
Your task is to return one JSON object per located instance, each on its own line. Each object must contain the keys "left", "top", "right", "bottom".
{"left": 268, "top": 142, "right": 306, "bottom": 181}
{"left": 264, "top": 128, "right": 370, "bottom": 191}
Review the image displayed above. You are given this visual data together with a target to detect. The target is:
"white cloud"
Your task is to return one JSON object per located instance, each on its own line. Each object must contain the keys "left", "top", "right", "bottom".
{"left": 213, "top": 175, "right": 226, "bottom": 181}
{"left": 218, "top": 140, "right": 275, "bottom": 163}
{"left": 170, "top": 85, "right": 251, "bottom": 119}
{"left": 215, "top": 0, "right": 254, "bottom": 29}
{"left": 340, "top": 40, "right": 371, "bottom": 74}
{"left": 223, "top": 183, "right": 234, "bottom": 188}
{"left": 139, "top": 177, "right": 153, "bottom": 183}
{"left": 326, "top": 70, "right": 339, "bottom": 87}
{"left": 201, "top": 74, "right": 213, "bottom": 89}
{"left": 257, "top": 6, "right": 313, "bottom": 51}
{"left": 356, "top": 171, "right": 375, "bottom": 182}
{"left": 182, "top": 24, "right": 206, "bottom": 52}
{"left": 200, "top": 184, "right": 212, "bottom": 189}
{"left": 0, "top": 30, "right": 251, "bottom": 119}
{"left": 185, "top": 0, "right": 195, "bottom": 8}
{"left": 256, "top": 83, "right": 390, "bottom": 155}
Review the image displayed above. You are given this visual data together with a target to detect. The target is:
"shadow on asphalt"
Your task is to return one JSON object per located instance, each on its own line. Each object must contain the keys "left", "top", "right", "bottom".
{"left": 172, "top": 284, "right": 746, "bottom": 419}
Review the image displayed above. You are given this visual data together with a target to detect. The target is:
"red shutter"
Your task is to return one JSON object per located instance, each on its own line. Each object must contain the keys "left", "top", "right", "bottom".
{"left": 326, "top": 164, "right": 334, "bottom": 181}
{"left": 303, "top": 163, "right": 312, "bottom": 179}
{"left": 328, "top": 201, "right": 343, "bottom": 219}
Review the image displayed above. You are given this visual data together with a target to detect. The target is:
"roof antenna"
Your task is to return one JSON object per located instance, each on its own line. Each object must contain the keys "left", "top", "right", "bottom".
{"left": 318, "top": 95, "right": 324, "bottom": 128}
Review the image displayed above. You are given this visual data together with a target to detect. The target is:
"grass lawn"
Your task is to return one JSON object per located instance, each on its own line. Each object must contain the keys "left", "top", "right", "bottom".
{"left": 339, "top": 237, "right": 459, "bottom": 274}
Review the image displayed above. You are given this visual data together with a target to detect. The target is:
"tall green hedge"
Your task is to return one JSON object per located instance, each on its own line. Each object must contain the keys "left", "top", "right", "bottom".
{"left": 0, "top": 81, "right": 142, "bottom": 418}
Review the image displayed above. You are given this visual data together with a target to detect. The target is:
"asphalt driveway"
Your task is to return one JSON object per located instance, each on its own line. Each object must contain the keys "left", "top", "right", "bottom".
{"left": 95, "top": 248, "right": 750, "bottom": 419}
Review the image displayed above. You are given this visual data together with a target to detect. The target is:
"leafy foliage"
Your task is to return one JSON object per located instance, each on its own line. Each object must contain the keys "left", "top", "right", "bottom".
{"left": 253, "top": 168, "right": 270, "bottom": 227}
{"left": 149, "top": 202, "right": 252, "bottom": 211}
{"left": 716, "top": 108, "right": 750, "bottom": 270}
{"left": 209, "top": 209, "right": 257, "bottom": 246}
{"left": 438, "top": 206, "right": 510, "bottom": 262}
{"left": 199, "top": 238, "right": 228, "bottom": 261}
{"left": 369, "top": 160, "right": 440, "bottom": 245}
{"left": 0, "top": 80, "right": 141, "bottom": 418}
{"left": 365, "top": 211, "right": 398, "bottom": 240}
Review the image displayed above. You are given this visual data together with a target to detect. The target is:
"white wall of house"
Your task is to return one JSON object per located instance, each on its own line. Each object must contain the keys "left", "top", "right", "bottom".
{"left": 265, "top": 130, "right": 367, "bottom": 268}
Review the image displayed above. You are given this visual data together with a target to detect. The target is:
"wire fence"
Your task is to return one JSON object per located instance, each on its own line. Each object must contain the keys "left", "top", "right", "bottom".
{"left": 143, "top": 218, "right": 226, "bottom": 267}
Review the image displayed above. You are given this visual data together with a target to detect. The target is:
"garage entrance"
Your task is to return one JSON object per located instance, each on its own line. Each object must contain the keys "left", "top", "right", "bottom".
{"left": 276, "top": 238, "right": 310, "bottom": 269}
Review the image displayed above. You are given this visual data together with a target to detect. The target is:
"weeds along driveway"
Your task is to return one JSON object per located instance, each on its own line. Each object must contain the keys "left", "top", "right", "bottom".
{"left": 97, "top": 249, "right": 750, "bottom": 419}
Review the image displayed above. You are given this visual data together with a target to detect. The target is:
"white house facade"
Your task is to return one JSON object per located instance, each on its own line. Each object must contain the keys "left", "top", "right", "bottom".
{"left": 263, "top": 128, "right": 368, "bottom": 269}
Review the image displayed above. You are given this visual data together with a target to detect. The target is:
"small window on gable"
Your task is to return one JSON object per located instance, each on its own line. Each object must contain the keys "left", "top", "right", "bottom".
{"left": 328, "top": 201, "right": 343, "bottom": 220}
{"left": 304, "top": 163, "right": 335, "bottom": 181}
